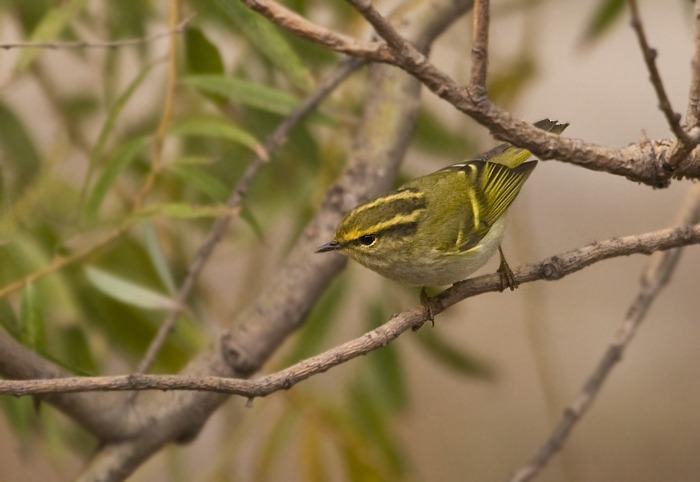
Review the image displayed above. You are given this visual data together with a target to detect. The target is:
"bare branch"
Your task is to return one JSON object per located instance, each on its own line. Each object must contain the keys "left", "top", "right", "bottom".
{"left": 235, "top": 0, "right": 700, "bottom": 187}
{"left": 0, "top": 15, "right": 194, "bottom": 50}
{"left": 627, "top": 0, "right": 690, "bottom": 146}
{"left": 507, "top": 183, "right": 700, "bottom": 482}
{"left": 3, "top": 220, "right": 700, "bottom": 398}
{"left": 469, "top": 0, "right": 490, "bottom": 95}
{"left": 686, "top": 0, "right": 700, "bottom": 127}
{"left": 228, "top": 0, "right": 392, "bottom": 61}
{"left": 133, "top": 57, "right": 367, "bottom": 379}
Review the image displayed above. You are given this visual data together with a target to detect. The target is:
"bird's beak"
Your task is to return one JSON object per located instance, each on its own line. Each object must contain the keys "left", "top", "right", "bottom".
{"left": 315, "top": 240, "right": 342, "bottom": 253}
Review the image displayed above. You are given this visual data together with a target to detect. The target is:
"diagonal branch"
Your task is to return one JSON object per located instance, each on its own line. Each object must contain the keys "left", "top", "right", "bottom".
{"left": 507, "top": 183, "right": 700, "bottom": 482}
{"left": 3, "top": 220, "right": 700, "bottom": 398}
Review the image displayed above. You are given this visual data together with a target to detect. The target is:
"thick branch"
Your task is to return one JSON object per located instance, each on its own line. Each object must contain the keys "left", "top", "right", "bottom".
{"left": 3, "top": 220, "right": 700, "bottom": 398}
{"left": 508, "top": 183, "right": 700, "bottom": 482}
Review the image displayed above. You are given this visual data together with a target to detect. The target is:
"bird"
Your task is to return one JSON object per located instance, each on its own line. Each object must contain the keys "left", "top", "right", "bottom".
{"left": 316, "top": 119, "right": 568, "bottom": 295}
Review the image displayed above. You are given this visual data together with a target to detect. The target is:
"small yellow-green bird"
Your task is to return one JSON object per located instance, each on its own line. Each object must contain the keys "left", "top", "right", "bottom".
{"left": 316, "top": 119, "right": 567, "bottom": 290}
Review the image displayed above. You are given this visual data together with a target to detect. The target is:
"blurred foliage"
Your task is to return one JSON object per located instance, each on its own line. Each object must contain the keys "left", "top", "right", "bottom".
{"left": 0, "top": 0, "right": 633, "bottom": 479}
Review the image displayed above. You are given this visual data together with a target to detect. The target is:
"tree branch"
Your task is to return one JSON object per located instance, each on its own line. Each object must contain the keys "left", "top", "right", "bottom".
{"left": 235, "top": 0, "right": 700, "bottom": 187}
{"left": 507, "top": 183, "right": 700, "bottom": 482}
{"left": 686, "top": 0, "right": 700, "bottom": 128}
{"left": 0, "top": 15, "right": 194, "bottom": 50}
{"left": 3, "top": 220, "right": 700, "bottom": 398}
{"left": 627, "top": 0, "right": 687, "bottom": 143}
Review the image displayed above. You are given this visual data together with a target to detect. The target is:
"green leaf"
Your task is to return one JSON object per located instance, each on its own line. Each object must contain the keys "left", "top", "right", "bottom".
{"left": 213, "top": 0, "right": 314, "bottom": 91}
{"left": 20, "top": 282, "right": 46, "bottom": 353}
{"left": 582, "top": 0, "right": 626, "bottom": 44}
{"left": 415, "top": 328, "right": 493, "bottom": 379}
{"left": 254, "top": 409, "right": 299, "bottom": 482}
{"left": 283, "top": 276, "right": 346, "bottom": 365}
{"left": 168, "top": 116, "right": 267, "bottom": 159}
{"left": 169, "top": 164, "right": 228, "bottom": 202}
{"left": 0, "top": 101, "right": 42, "bottom": 196}
{"left": 83, "top": 136, "right": 149, "bottom": 223}
{"left": 185, "top": 27, "right": 225, "bottom": 76}
{"left": 58, "top": 326, "right": 97, "bottom": 375}
{"left": 182, "top": 74, "right": 300, "bottom": 116}
{"left": 240, "top": 204, "right": 265, "bottom": 242}
{"left": 135, "top": 203, "right": 237, "bottom": 220}
{"left": 143, "top": 221, "right": 177, "bottom": 295}
{"left": 301, "top": 425, "right": 329, "bottom": 482}
{"left": 16, "top": 0, "right": 90, "bottom": 72}
{"left": 85, "top": 266, "right": 180, "bottom": 311}
{"left": 0, "top": 298, "right": 21, "bottom": 339}
{"left": 348, "top": 381, "right": 406, "bottom": 477}
{"left": 364, "top": 303, "right": 407, "bottom": 412}
{"left": 81, "top": 62, "right": 156, "bottom": 205}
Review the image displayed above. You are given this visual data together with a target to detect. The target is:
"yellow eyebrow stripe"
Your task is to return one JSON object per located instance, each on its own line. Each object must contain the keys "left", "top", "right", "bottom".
{"left": 350, "top": 189, "right": 425, "bottom": 216}
{"left": 346, "top": 209, "right": 424, "bottom": 240}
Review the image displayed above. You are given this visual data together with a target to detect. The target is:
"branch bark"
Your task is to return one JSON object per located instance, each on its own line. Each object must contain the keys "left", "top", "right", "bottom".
{"left": 3, "top": 219, "right": 700, "bottom": 398}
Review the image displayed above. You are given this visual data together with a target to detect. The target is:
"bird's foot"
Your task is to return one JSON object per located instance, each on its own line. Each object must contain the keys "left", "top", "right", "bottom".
{"left": 497, "top": 245, "right": 518, "bottom": 292}
{"left": 419, "top": 287, "right": 438, "bottom": 328}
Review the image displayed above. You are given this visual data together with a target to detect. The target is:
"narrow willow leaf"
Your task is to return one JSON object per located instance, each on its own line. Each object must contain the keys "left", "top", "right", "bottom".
{"left": 85, "top": 266, "right": 180, "bottom": 311}
{"left": 301, "top": 425, "right": 328, "bottom": 482}
{"left": 81, "top": 62, "right": 156, "bottom": 205}
{"left": 182, "top": 75, "right": 299, "bottom": 115}
{"left": 169, "top": 164, "right": 228, "bottom": 202}
{"left": 283, "top": 276, "right": 346, "bottom": 365}
{"left": 17, "top": 0, "right": 89, "bottom": 71}
{"left": 168, "top": 117, "right": 267, "bottom": 159}
{"left": 416, "top": 329, "right": 493, "bottom": 379}
{"left": 348, "top": 381, "right": 406, "bottom": 477}
{"left": 135, "top": 203, "right": 236, "bottom": 220}
{"left": 364, "top": 303, "right": 407, "bottom": 412}
{"left": 582, "top": 0, "right": 626, "bottom": 44}
{"left": 185, "top": 27, "right": 225, "bottom": 76}
{"left": 254, "top": 410, "right": 299, "bottom": 482}
{"left": 213, "top": 0, "right": 314, "bottom": 91}
{"left": 0, "top": 101, "right": 42, "bottom": 194}
{"left": 240, "top": 204, "right": 265, "bottom": 242}
{"left": 0, "top": 299, "right": 20, "bottom": 339}
{"left": 143, "top": 221, "right": 177, "bottom": 295}
{"left": 20, "top": 282, "right": 46, "bottom": 353}
{"left": 58, "top": 326, "right": 97, "bottom": 375}
{"left": 83, "top": 136, "right": 148, "bottom": 223}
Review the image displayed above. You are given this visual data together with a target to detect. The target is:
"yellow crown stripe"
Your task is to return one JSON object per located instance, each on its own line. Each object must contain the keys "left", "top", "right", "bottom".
{"left": 347, "top": 209, "right": 424, "bottom": 240}
{"left": 350, "top": 189, "right": 425, "bottom": 216}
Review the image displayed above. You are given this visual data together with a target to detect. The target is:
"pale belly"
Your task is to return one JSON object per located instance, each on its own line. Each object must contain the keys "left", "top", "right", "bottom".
{"left": 362, "top": 216, "right": 507, "bottom": 287}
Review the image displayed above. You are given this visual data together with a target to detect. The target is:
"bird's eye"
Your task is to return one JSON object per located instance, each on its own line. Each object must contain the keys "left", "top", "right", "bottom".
{"left": 359, "top": 234, "right": 376, "bottom": 246}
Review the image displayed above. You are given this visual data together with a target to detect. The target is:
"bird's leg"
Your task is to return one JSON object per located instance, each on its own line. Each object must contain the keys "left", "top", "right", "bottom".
{"left": 419, "top": 287, "right": 437, "bottom": 328}
{"left": 497, "top": 245, "right": 518, "bottom": 291}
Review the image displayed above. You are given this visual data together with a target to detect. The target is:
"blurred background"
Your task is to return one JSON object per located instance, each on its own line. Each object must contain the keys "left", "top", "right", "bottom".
{"left": 1, "top": 0, "right": 699, "bottom": 481}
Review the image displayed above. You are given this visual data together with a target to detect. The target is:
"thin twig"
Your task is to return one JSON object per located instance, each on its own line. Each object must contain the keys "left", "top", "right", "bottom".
{"left": 4, "top": 220, "right": 700, "bottom": 398}
{"left": 131, "top": 1, "right": 180, "bottom": 212}
{"left": 627, "top": 0, "right": 689, "bottom": 144}
{"left": 0, "top": 15, "right": 194, "bottom": 50}
{"left": 469, "top": 0, "right": 490, "bottom": 95}
{"left": 132, "top": 57, "right": 367, "bottom": 378}
{"left": 507, "top": 183, "right": 700, "bottom": 482}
